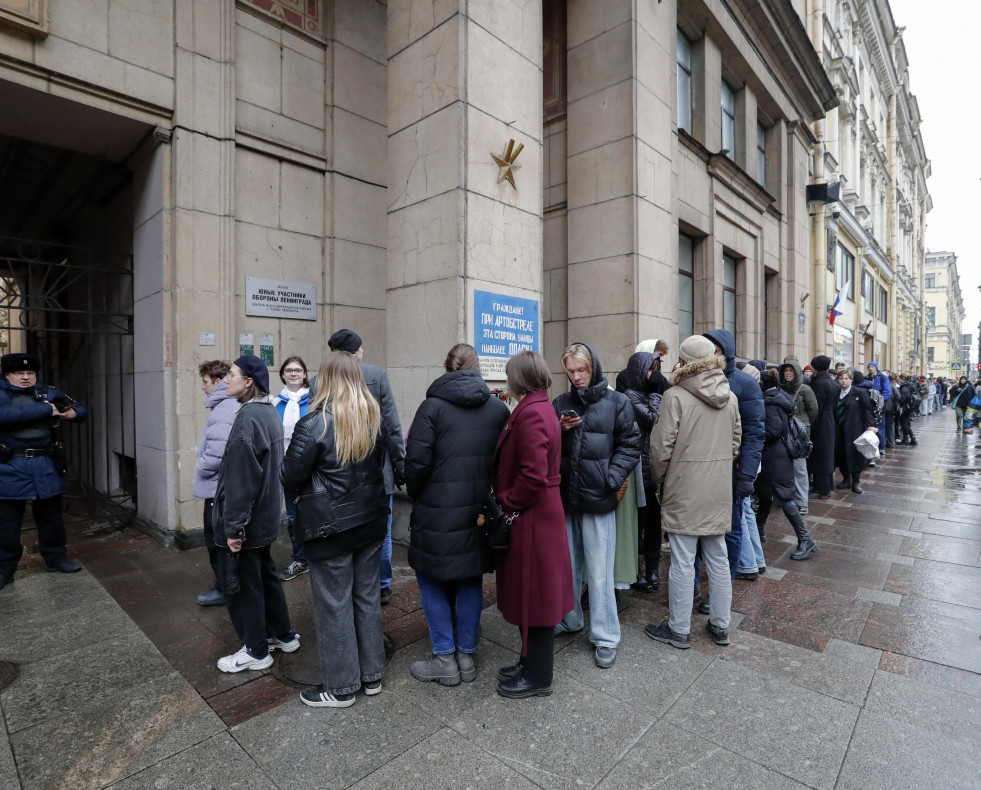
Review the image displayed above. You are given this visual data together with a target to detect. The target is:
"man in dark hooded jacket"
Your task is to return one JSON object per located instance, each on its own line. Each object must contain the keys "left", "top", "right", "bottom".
{"left": 553, "top": 343, "right": 640, "bottom": 669}
{"left": 701, "top": 330, "right": 764, "bottom": 583}
{"left": 808, "top": 355, "right": 839, "bottom": 496}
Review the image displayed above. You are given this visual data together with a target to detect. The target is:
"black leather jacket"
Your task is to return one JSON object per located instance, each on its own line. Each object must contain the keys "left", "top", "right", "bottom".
{"left": 281, "top": 408, "right": 389, "bottom": 544}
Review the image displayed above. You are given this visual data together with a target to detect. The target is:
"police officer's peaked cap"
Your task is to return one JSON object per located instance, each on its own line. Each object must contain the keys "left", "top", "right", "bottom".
{"left": 1, "top": 353, "right": 41, "bottom": 375}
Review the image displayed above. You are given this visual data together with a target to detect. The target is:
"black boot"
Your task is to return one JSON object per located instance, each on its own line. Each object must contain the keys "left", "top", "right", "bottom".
{"left": 851, "top": 472, "right": 863, "bottom": 494}
{"left": 785, "top": 503, "right": 818, "bottom": 560}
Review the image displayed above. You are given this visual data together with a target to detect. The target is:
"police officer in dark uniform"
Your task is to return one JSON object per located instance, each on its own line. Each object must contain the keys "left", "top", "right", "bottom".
{"left": 0, "top": 352, "right": 87, "bottom": 589}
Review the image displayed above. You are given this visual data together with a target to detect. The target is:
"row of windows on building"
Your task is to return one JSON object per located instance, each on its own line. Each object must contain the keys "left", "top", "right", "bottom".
{"left": 834, "top": 245, "right": 889, "bottom": 322}
{"left": 678, "top": 30, "right": 768, "bottom": 187}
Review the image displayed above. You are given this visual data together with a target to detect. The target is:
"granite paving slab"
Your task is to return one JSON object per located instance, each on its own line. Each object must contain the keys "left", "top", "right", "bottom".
{"left": 1, "top": 629, "right": 176, "bottom": 733}
{"left": 448, "top": 671, "right": 656, "bottom": 790}
{"left": 864, "top": 669, "right": 981, "bottom": 745}
{"left": 346, "top": 726, "right": 541, "bottom": 790}
{"left": 823, "top": 506, "right": 912, "bottom": 529}
{"left": 552, "top": 625, "right": 712, "bottom": 713}
{"left": 9, "top": 671, "right": 224, "bottom": 790}
{"left": 0, "top": 599, "right": 136, "bottom": 665}
{"left": 230, "top": 691, "right": 443, "bottom": 790}
{"left": 774, "top": 543, "right": 893, "bottom": 589}
{"left": 717, "top": 632, "right": 880, "bottom": 706}
{"left": 908, "top": 515, "right": 981, "bottom": 540}
{"left": 104, "top": 732, "right": 277, "bottom": 790}
{"left": 806, "top": 522, "right": 904, "bottom": 553}
{"left": 664, "top": 660, "right": 859, "bottom": 789}
{"left": 0, "top": 728, "right": 16, "bottom": 790}
{"left": 899, "top": 534, "right": 981, "bottom": 567}
{"left": 836, "top": 710, "right": 981, "bottom": 790}
{"left": 860, "top": 601, "right": 981, "bottom": 674}
{"left": 734, "top": 575, "right": 872, "bottom": 647}
{"left": 0, "top": 568, "right": 108, "bottom": 621}
{"left": 878, "top": 652, "right": 981, "bottom": 700}
{"left": 883, "top": 560, "right": 981, "bottom": 609}
{"left": 595, "top": 720, "right": 811, "bottom": 790}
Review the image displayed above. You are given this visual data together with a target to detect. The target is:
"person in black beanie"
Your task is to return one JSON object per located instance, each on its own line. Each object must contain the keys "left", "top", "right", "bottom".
{"left": 213, "top": 354, "right": 297, "bottom": 672}
{"left": 807, "top": 355, "right": 838, "bottom": 498}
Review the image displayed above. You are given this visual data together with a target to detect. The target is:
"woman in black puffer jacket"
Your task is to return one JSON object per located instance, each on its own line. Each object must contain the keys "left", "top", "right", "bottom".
{"left": 755, "top": 373, "right": 818, "bottom": 561}
{"left": 405, "top": 344, "right": 509, "bottom": 686}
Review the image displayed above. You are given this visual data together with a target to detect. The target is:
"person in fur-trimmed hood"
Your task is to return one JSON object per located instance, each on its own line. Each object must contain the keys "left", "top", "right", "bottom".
{"left": 644, "top": 335, "right": 741, "bottom": 651}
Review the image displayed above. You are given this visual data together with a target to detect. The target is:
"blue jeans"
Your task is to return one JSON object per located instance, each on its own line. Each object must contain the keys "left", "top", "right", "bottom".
{"left": 379, "top": 495, "right": 393, "bottom": 589}
{"left": 415, "top": 572, "right": 482, "bottom": 654}
{"left": 557, "top": 510, "right": 620, "bottom": 648}
{"left": 308, "top": 538, "right": 386, "bottom": 695}
{"left": 737, "top": 496, "right": 765, "bottom": 574}
{"left": 284, "top": 493, "right": 307, "bottom": 565}
{"left": 876, "top": 417, "right": 886, "bottom": 455}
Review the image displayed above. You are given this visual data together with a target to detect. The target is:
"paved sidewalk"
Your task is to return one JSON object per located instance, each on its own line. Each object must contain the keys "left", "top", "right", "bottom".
{"left": 2, "top": 408, "right": 980, "bottom": 789}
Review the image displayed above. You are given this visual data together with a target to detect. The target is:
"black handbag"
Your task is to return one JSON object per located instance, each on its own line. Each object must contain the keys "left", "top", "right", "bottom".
{"left": 477, "top": 487, "right": 520, "bottom": 551}
{"left": 479, "top": 443, "right": 559, "bottom": 551}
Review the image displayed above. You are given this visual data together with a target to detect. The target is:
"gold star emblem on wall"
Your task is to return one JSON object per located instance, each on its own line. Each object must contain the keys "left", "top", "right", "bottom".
{"left": 492, "top": 139, "right": 524, "bottom": 189}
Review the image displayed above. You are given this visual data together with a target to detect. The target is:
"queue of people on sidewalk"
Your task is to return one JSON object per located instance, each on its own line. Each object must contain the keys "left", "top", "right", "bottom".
{"left": 190, "top": 326, "right": 947, "bottom": 708}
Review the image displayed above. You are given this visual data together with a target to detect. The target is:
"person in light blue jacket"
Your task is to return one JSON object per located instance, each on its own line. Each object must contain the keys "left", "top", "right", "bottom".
{"left": 193, "top": 360, "right": 237, "bottom": 606}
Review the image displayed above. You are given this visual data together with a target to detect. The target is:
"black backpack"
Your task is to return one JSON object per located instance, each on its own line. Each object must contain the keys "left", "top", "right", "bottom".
{"left": 784, "top": 415, "right": 813, "bottom": 459}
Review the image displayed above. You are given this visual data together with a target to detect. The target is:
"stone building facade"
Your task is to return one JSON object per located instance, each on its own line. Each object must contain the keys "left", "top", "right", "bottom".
{"left": 0, "top": 0, "right": 880, "bottom": 545}
{"left": 807, "top": 0, "right": 931, "bottom": 373}
{"left": 923, "top": 251, "right": 965, "bottom": 378}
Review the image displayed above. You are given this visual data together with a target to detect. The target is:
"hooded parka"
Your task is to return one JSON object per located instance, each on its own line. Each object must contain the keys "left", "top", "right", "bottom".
{"left": 777, "top": 361, "right": 818, "bottom": 429}
{"left": 807, "top": 368, "right": 839, "bottom": 491}
{"left": 650, "top": 356, "right": 741, "bottom": 537}
{"left": 755, "top": 387, "right": 798, "bottom": 502}
{"left": 404, "top": 369, "right": 509, "bottom": 581}
{"left": 552, "top": 344, "right": 641, "bottom": 514}
{"left": 615, "top": 351, "right": 668, "bottom": 485}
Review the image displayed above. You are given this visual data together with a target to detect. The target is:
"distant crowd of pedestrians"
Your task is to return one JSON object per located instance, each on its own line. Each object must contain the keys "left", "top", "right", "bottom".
{"left": 180, "top": 329, "right": 968, "bottom": 707}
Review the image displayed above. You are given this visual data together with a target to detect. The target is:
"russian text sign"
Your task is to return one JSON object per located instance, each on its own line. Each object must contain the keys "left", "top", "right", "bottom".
{"left": 245, "top": 277, "right": 317, "bottom": 321}
{"left": 474, "top": 290, "right": 539, "bottom": 378}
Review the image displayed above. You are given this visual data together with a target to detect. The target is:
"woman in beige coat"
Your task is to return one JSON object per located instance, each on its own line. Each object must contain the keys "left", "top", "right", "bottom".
{"left": 644, "top": 335, "right": 741, "bottom": 650}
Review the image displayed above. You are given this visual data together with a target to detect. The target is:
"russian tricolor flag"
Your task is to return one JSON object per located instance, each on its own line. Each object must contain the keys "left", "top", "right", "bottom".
{"left": 830, "top": 280, "right": 849, "bottom": 326}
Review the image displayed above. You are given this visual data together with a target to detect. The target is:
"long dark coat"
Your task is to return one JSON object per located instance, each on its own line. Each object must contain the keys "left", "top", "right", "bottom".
{"left": 834, "top": 386, "right": 876, "bottom": 474}
{"left": 808, "top": 370, "right": 839, "bottom": 480}
{"left": 405, "top": 370, "right": 509, "bottom": 581}
{"left": 493, "top": 390, "right": 574, "bottom": 649}
{"left": 755, "top": 388, "right": 797, "bottom": 503}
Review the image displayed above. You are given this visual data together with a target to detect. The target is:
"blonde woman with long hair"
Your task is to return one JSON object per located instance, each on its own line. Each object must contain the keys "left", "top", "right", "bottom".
{"left": 281, "top": 351, "right": 389, "bottom": 708}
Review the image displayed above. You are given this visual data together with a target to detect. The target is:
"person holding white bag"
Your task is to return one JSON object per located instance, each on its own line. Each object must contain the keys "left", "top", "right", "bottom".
{"left": 834, "top": 369, "right": 877, "bottom": 494}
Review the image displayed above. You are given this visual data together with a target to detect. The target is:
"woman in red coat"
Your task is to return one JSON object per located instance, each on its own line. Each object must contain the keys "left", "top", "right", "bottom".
{"left": 493, "top": 351, "right": 574, "bottom": 699}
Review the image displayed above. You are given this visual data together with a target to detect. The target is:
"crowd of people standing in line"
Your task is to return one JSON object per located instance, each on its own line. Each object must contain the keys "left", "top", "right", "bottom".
{"left": 188, "top": 325, "right": 957, "bottom": 707}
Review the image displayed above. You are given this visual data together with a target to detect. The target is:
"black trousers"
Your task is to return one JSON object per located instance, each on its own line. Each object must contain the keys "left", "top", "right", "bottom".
{"left": 0, "top": 496, "right": 68, "bottom": 574}
{"left": 521, "top": 626, "right": 555, "bottom": 685}
{"left": 898, "top": 411, "right": 916, "bottom": 443}
{"left": 202, "top": 499, "right": 221, "bottom": 591}
{"left": 638, "top": 483, "right": 663, "bottom": 577}
{"left": 222, "top": 544, "right": 292, "bottom": 655}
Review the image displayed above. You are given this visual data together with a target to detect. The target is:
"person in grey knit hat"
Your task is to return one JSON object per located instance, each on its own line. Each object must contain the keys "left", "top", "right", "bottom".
{"left": 645, "top": 335, "right": 741, "bottom": 650}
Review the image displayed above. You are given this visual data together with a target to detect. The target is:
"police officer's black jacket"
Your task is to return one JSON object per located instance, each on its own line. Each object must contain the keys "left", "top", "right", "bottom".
{"left": 404, "top": 369, "right": 509, "bottom": 581}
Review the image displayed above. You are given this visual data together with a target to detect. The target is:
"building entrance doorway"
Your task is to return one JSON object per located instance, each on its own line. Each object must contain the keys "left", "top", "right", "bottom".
{"left": 0, "top": 234, "right": 136, "bottom": 526}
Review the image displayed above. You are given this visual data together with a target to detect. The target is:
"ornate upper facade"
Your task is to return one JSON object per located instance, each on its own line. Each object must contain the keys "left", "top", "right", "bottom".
{"left": 809, "top": 0, "right": 931, "bottom": 372}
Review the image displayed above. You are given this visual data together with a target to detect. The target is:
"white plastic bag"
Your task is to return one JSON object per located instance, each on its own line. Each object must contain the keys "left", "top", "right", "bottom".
{"left": 853, "top": 428, "right": 880, "bottom": 460}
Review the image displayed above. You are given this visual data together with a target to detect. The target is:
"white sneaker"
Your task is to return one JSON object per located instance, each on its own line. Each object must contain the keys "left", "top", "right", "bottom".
{"left": 267, "top": 632, "right": 301, "bottom": 653}
{"left": 217, "top": 646, "right": 274, "bottom": 673}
